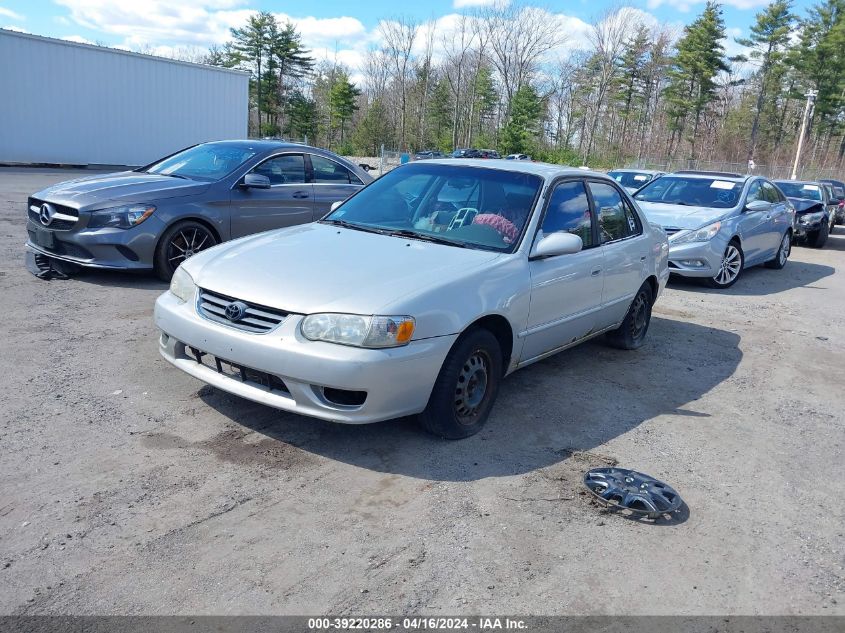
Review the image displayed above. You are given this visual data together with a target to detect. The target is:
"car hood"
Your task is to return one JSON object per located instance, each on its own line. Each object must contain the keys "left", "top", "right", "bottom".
{"left": 33, "top": 171, "right": 210, "bottom": 209}
{"left": 185, "top": 222, "right": 503, "bottom": 315}
{"left": 635, "top": 201, "right": 729, "bottom": 230}
{"left": 787, "top": 197, "right": 824, "bottom": 213}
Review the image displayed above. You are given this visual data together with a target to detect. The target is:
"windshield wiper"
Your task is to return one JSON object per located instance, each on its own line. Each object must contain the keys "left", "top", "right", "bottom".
{"left": 161, "top": 173, "right": 191, "bottom": 180}
{"left": 383, "top": 229, "right": 467, "bottom": 248}
{"left": 321, "top": 219, "right": 389, "bottom": 235}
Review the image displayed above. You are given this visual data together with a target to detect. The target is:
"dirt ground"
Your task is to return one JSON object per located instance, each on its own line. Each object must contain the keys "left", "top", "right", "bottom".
{"left": 0, "top": 167, "right": 842, "bottom": 616}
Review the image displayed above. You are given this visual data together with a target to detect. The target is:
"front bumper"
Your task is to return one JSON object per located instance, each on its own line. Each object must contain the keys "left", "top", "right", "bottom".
{"left": 25, "top": 219, "right": 160, "bottom": 270}
{"left": 154, "top": 291, "right": 457, "bottom": 424}
{"left": 793, "top": 216, "right": 824, "bottom": 238}
{"left": 665, "top": 236, "right": 727, "bottom": 278}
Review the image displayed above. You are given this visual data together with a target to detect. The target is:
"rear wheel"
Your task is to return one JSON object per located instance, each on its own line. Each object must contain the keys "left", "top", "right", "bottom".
{"left": 707, "top": 240, "right": 744, "bottom": 289}
{"left": 154, "top": 220, "right": 218, "bottom": 281}
{"left": 606, "top": 283, "right": 653, "bottom": 350}
{"left": 417, "top": 329, "right": 502, "bottom": 439}
{"left": 765, "top": 232, "right": 791, "bottom": 269}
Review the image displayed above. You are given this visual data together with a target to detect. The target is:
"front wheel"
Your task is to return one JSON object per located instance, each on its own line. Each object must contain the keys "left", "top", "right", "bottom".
{"left": 806, "top": 221, "right": 829, "bottom": 248}
{"left": 765, "top": 232, "right": 791, "bottom": 269}
{"left": 417, "top": 329, "right": 503, "bottom": 439}
{"left": 707, "top": 241, "right": 744, "bottom": 289}
{"left": 606, "top": 283, "right": 653, "bottom": 350}
{"left": 154, "top": 220, "right": 218, "bottom": 281}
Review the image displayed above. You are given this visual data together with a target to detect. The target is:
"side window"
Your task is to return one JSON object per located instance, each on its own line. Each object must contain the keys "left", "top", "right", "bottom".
{"left": 761, "top": 182, "right": 780, "bottom": 203}
{"left": 541, "top": 180, "right": 594, "bottom": 248}
{"left": 252, "top": 154, "right": 306, "bottom": 185}
{"left": 588, "top": 181, "right": 629, "bottom": 243}
{"left": 746, "top": 180, "right": 762, "bottom": 203}
{"left": 623, "top": 199, "right": 642, "bottom": 236}
{"left": 311, "top": 155, "right": 360, "bottom": 185}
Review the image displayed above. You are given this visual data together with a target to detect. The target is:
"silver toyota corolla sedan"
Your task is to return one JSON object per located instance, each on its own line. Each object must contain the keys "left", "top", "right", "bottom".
{"left": 26, "top": 141, "right": 371, "bottom": 280}
{"left": 634, "top": 171, "right": 794, "bottom": 288}
{"left": 154, "top": 160, "right": 669, "bottom": 438}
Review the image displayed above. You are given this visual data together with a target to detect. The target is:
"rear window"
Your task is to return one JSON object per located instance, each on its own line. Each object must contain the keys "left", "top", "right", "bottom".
{"left": 635, "top": 176, "right": 742, "bottom": 209}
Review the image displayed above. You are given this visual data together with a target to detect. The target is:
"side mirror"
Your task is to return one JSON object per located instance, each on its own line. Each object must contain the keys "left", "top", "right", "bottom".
{"left": 242, "top": 173, "right": 271, "bottom": 189}
{"left": 531, "top": 232, "right": 583, "bottom": 259}
{"left": 745, "top": 199, "right": 772, "bottom": 213}
{"left": 330, "top": 201, "right": 343, "bottom": 213}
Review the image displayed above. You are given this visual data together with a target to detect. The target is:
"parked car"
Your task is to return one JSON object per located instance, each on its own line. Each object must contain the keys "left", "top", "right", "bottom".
{"left": 773, "top": 179, "right": 837, "bottom": 247}
{"left": 505, "top": 154, "right": 532, "bottom": 161}
{"left": 819, "top": 178, "right": 845, "bottom": 225}
{"left": 414, "top": 150, "right": 445, "bottom": 160}
{"left": 25, "top": 141, "right": 372, "bottom": 280}
{"left": 634, "top": 172, "right": 794, "bottom": 288}
{"left": 607, "top": 169, "right": 664, "bottom": 194}
{"left": 478, "top": 149, "right": 501, "bottom": 159}
{"left": 452, "top": 148, "right": 481, "bottom": 158}
{"left": 155, "top": 160, "right": 669, "bottom": 438}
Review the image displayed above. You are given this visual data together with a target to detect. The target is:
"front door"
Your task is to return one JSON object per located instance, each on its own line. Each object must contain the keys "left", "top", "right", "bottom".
{"left": 522, "top": 179, "right": 604, "bottom": 363}
{"left": 737, "top": 180, "right": 771, "bottom": 262}
{"left": 230, "top": 153, "right": 314, "bottom": 238}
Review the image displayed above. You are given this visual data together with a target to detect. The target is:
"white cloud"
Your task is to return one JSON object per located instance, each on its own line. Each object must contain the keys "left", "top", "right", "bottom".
{"left": 62, "top": 34, "right": 94, "bottom": 44}
{"left": 0, "top": 6, "right": 24, "bottom": 20}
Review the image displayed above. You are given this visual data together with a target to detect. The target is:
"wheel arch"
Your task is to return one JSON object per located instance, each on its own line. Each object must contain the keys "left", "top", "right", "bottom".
{"left": 461, "top": 314, "right": 515, "bottom": 374}
{"left": 155, "top": 216, "right": 222, "bottom": 253}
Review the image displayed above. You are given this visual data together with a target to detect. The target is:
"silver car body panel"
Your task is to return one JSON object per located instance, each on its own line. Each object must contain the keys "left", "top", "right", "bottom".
{"left": 155, "top": 160, "right": 670, "bottom": 424}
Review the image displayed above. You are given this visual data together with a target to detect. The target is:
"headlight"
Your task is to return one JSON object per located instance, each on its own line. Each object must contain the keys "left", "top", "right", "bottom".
{"left": 88, "top": 204, "right": 155, "bottom": 229}
{"left": 670, "top": 221, "right": 722, "bottom": 244}
{"left": 301, "top": 313, "right": 415, "bottom": 348}
{"left": 169, "top": 266, "right": 196, "bottom": 303}
{"left": 799, "top": 211, "right": 824, "bottom": 224}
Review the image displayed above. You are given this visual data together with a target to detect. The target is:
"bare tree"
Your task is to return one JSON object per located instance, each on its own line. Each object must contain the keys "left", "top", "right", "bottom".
{"left": 379, "top": 17, "right": 419, "bottom": 150}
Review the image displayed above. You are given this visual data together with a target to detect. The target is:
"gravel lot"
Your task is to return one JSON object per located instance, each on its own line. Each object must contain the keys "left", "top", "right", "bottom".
{"left": 1, "top": 167, "right": 843, "bottom": 615}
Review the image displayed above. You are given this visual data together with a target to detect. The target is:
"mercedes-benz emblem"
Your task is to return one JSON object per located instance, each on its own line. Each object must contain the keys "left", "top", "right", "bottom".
{"left": 39, "top": 203, "right": 55, "bottom": 226}
{"left": 224, "top": 301, "right": 248, "bottom": 323}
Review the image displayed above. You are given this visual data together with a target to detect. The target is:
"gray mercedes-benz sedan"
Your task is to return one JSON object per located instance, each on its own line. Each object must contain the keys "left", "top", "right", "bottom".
{"left": 25, "top": 141, "right": 372, "bottom": 280}
{"left": 155, "top": 160, "right": 669, "bottom": 438}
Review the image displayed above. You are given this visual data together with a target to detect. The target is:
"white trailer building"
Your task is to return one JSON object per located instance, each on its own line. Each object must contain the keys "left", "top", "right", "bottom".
{"left": 0, "top": 30, "right": 249, "bottom": 166}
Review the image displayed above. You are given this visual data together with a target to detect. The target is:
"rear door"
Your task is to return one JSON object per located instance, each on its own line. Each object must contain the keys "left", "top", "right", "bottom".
{"left": 523, "top": 179, "right": 604, "bottom": 363}
{"left": 587, "top": 180, "right": 649, "bottom": 328}
{"left": 230, "top": 153, "right": 314, "bottom": 238}
{"left": 308, "top": 154, "right": 365, "bottom": 220}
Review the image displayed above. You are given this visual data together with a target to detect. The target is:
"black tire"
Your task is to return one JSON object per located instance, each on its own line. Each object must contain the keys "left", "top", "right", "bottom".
{"left": 154, "top": 220, "right": 218, "bottom": 281}
{"left": 606, "top": 283, "right": 653, "bottom": 350}
{"left": 806, "top": 221, "right": 829, "bottom": 249}
{"left": 706, "top": 239, "right": 744, "bottom": 289}
{"left": 417, "top": 328, "right": 503, "bottom": 439}
{"left": 765, "top": 231, "right": 791, "bottom": 269}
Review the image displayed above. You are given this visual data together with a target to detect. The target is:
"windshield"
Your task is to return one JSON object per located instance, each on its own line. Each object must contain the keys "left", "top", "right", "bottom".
{"left": 635, "top": 176, "right": 742, "bottom": 208}
{"left": 322, "top": 163, "right": 543, "bottom": 252}
{"left": 142, "top": 143, "right": 260, "bottom": 181}
{"left": 608, "top": 171, "right": 654, "bottom": 189}
{"left": 774, "top": 182, "right": 822, "bottom": 201}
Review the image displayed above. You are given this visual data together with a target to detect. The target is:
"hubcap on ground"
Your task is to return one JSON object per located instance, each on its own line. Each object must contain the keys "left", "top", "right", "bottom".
{"left": 715, "top": 244, "right": 741, "bottom": 285}
{"left": 630, "top": 291, "right": 648, "bottom": 339}
{"left": 454, "top": 351, "right": 490, "bottom": 423}
{"left": 168, "top": 228, "right": 213, "bottom": 268}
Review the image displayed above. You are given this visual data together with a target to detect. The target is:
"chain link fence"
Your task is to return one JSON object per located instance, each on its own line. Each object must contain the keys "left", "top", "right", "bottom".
{"left": 624, "top": 158, "right": 842, "bottom": 181}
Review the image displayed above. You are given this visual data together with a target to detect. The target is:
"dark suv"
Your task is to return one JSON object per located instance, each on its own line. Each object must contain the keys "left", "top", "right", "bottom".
{"left": 820, "top": 179, "right": 845, "bottom": 225}
{"left": 773, "top": 180, "right": 838, "bottom": 248}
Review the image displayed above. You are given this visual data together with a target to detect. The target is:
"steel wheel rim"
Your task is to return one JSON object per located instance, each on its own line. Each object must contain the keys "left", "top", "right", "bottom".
{"left": 779, "top": 234, "right": 790, "bottom": 266}
{"left": 454, "top": 349, "right": 490, "bottom": 424}
{"left": 629, "top": 290, "right": 649, "bottom": 339}
{"left": 167, "top": 228, "right": 213, "bottom": 268}
{"left": 714, "top": 244, "right": 741, "bottom": 285}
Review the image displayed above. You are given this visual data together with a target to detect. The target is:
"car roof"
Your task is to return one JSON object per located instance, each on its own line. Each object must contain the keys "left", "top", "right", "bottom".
{"left": 666, "top": 171, "right": 748, "bottom": 183}
{"left": 424, "top": 158, "right": 611, "bottom": 180}
{"left": 608, "top": 168, "right": 662, "bottom": 174}
{"left": 773, "top": 179, "right": 821, "bottom": 185}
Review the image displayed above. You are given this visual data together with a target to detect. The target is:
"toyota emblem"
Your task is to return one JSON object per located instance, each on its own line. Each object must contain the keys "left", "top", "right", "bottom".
{"left": 39, "top": 203, "right": 55, "bottom": 226}
{"left": 224, "top": 301, "right": 248, "bottom": 322}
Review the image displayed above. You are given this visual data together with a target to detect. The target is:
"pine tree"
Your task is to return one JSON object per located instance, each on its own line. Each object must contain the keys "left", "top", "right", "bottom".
{"left": 329, "top": 71, "right": 361, "bottom": 146}
{"left": 736, "top": 0, "right": 795, "bottom": 161}
{"left": 269, "top": 20, "right": 314, "bottom": 130}
{"left": 500, "top": 86, "right": 542, "bottom": 154}
{"left": 230, "top": 12, "right": 274, "bottom": 134}
{"left": 614, "top": 25, "right": 651, "bottom": 161}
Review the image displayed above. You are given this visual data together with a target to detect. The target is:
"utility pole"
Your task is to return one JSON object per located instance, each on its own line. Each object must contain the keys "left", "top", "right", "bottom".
{"left": 790, "top": 89, "right": 818, "bottom": 180}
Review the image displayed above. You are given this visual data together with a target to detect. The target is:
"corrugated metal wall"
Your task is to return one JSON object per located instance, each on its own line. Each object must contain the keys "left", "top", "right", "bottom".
{"left": 0, "top": 30, "right": 249, "bottom": 166}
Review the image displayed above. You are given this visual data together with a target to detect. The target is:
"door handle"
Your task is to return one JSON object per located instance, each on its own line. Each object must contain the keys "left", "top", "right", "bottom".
{"left": 292, "top": 191, "right": 310, "bottom": 199}
{"left": 591, "top": 269, "right": 602, "bottom": 276}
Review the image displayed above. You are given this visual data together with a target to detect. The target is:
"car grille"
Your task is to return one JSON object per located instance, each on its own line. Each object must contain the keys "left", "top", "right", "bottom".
{"left": 28, "top": 197, "right": 79, "bottom": 231}
{"left": 663, "top": 227, "right": 683, "bottom": 236}
{"left": 183, "top": 344, "right": 290, "bottom": 394}
{"left": 197, "top": 288, "right": 289, "bottom": 333}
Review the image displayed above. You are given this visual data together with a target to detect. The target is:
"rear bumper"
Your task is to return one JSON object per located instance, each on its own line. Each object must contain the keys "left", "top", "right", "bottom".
{"left": 154, "top": 290, "right": 456, "bottom": 424}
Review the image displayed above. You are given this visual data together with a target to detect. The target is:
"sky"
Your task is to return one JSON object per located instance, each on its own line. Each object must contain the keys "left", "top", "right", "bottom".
{"left": 0, "top": 0, "right": 818, "bottom": 76}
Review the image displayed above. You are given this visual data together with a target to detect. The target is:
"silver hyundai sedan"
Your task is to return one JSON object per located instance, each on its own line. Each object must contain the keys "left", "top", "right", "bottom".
{"left": 634, "top": 171, "right": 794, "bottom": 288}
{"left": 154, "top": 160, "right": 669, "bottom": 438}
